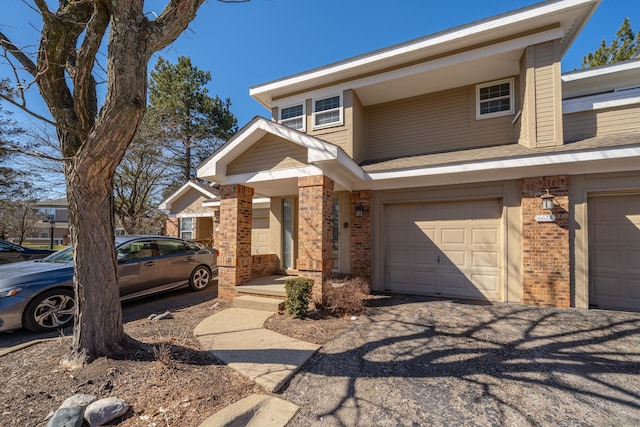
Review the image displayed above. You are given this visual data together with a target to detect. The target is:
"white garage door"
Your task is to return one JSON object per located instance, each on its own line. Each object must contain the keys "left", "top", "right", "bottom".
{"left": 384, "top": 199, "right": 502, "bottom": 300}
{"left": 589, "top": 194, "right": 640, "bottom": 311}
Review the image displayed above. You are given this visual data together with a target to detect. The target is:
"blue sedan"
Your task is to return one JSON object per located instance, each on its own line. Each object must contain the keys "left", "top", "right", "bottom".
{"left": 0, "top": 236, "right": 217, "bottom": 332}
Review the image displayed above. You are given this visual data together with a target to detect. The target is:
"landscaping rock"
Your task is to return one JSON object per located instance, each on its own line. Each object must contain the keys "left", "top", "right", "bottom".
{"left": 45, "top": 394, "right": 97, "bottom": 427}
{"left": 84, "top": 397, "right": 129, "bottom": 426}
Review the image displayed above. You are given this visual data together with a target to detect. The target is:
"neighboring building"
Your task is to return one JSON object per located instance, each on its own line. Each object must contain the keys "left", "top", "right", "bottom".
{"left": 197, "top": 0, "right": 640, "bottom": 312}
{"left": 25, "top": 198, "right": 70, "bottom": 247}
{"left": 159, "top": 180, "right": 271, "bottom": 253}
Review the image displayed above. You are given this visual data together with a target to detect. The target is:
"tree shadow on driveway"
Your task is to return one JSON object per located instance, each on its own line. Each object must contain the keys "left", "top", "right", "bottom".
{"left": 282, "top": 295, "right": 640, "bottom": 426}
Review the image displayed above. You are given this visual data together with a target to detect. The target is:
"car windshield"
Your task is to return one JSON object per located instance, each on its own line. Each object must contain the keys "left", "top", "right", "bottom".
{"left": 42, "top": 247, "right": 74, "bottom": 263}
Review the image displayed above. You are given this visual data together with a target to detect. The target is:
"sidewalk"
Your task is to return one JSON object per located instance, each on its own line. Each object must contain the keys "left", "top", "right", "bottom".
{"left": 194, "top": 307, "right": 320, "bottom": 425}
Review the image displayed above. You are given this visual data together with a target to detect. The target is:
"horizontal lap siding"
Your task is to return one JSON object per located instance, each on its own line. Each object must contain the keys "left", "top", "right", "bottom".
{"left": 564, "top": 105, "right": 640, "bottom": 142}
{"left": 227, "top": 135, "right": 307, "bottom": 175}
{"left": 365, "top": 85, "right": 514, "bottom": 162}
{"left": 534, "top": 42, "right": 558, "bottom": 146}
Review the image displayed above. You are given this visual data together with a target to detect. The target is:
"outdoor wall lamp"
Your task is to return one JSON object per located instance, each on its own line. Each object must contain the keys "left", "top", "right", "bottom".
{"left": 540, "top": 189, "right": 556, "bottom": 211}
{"left": 355, "top": 202, "right": 364, "bottom": 218}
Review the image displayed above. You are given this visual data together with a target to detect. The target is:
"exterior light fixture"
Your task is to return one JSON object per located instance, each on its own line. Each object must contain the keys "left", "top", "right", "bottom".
{"left": 355, "top": 202, "right": 364, "bottom": 218}
{"left": 540, "top": 189, "right": 555, "bottom": 211}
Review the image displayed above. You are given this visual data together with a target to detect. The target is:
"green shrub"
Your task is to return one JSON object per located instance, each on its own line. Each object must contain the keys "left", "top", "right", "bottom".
{"left": 284, "top": 277, "right": 314, "bottom": 318}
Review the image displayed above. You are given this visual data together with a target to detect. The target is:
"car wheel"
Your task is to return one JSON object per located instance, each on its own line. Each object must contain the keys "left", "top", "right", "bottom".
{"left": 189, "top": 265, "right": 211, "bottom": 291}
{"left": 23, "top": 288, "right": 75, "bottom": 332}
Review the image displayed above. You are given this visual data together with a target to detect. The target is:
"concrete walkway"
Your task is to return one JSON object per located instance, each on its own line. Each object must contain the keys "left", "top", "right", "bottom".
{"left": 194, "top": 308, "right": 320, "bottom": 393}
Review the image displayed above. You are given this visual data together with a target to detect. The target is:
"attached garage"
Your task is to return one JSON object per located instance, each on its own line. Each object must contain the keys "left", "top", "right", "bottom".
{"left": 384, "top": 199, "right": 503, "bottom": 300}
{"left": 589, "top": 194, "right": 640, "bottom": 311}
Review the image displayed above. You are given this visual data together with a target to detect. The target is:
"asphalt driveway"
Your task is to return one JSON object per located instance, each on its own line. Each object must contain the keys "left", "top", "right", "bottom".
{"left": 282, "top": 295, "right": 640, "bottom": 426}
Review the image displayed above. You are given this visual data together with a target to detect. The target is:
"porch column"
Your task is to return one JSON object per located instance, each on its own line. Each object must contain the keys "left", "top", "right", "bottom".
{"left": 521, "top": 176, "right": 570, "bottom": 308}
{"left": 297, "top": 175, "right": 334, "bottom": 302}
{"left": 218, "top": 184, "right": 253, "bottom": 300}
{"left": 351, "top": 190, "right": 372, "bottom": 281}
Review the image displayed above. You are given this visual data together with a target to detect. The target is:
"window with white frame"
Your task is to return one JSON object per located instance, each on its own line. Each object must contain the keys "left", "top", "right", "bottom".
{"left": 476, "top": 78, "right": 514, "bottom": 119}
{"left": 280, "top": 103, "right": 305, "bottom": 131}
{"left": 180, "top": 217, "right": 193, "bottom": 240}
{"left": 313, "top": 95, "right": 342, "bottom": 129}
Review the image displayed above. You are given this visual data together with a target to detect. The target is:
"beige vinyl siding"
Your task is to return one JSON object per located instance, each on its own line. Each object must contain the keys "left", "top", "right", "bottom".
{"left": 171, "top": 194, "right": 209, "bottom": 215}
{"left": 533, "top": 41, "right": 562, "bottom": 147}
{"left": 352, "top": 91, "right": 365, "bottom": 164}
{"left": 365, "top": 84, "right": 515, "bottom": 162}
{"left": 227, "top": 135, "right": 307, "bottom": 175}
{"left": 564, "top": 104, "right": 640, "bottom": 142}
{"left": 307, "top": 90, "right": 353, "bottom": 156}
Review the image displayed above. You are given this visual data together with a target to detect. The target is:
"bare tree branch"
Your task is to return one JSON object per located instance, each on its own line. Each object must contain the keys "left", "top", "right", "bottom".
{"left": 0, "top": 31, "right": 38, "bottom": 77}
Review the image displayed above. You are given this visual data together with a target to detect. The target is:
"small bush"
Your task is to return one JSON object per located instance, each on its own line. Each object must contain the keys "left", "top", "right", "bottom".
{"left": 323, "top": 277, "right": 370, "bottom": 315}
{"left": 285, "top": 277, "right": 314, "bottom": 318}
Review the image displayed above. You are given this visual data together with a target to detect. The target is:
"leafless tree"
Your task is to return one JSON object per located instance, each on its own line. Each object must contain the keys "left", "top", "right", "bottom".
{"left": 0, "top": 0, "right": 247, "bottom": 362}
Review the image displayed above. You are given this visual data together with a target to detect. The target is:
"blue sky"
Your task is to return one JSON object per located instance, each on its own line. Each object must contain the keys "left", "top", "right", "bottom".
{"left": 1, "top": 0, "right": 638, "bottom": 129}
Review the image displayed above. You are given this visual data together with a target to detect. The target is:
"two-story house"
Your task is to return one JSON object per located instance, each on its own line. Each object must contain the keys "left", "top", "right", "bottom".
{"left": 196, "top": 0, "right": 640, "bottom": 312}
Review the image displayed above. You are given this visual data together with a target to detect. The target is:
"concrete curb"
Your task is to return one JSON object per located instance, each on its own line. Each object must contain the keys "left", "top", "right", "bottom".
{"left": 0, "top": 336, "right": 68, "bottom": 357}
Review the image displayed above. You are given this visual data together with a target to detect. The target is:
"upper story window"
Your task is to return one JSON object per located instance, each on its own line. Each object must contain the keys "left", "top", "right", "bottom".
{"left": 280, "top": 103, "right": 305, "bottom": 131}
{"left": 313, "top": 95, "right": 343, "bottom": 129}
{"left": 476, "top": 78, "right": 514, "bottom": 120}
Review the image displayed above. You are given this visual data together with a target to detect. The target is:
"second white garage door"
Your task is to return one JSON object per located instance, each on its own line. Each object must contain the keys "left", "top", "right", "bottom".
{"left": 384, "top": 199, "right": 503, "bottom": 300}
{"left": 589, "top": 194, "right": 640, "bottom": 311}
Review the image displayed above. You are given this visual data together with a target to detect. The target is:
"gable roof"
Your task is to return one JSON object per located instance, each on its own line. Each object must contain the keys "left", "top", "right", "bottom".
{"left": 158, "top": 180, "right": 219, "bottom": 210}
{"left": 250, "top": 0, "right": 600, "bottom": 108}
{"left": 197, "top": 117, "right": 365, "bottom": 195}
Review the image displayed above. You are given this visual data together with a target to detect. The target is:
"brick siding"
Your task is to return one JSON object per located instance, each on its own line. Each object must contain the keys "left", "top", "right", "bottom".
{"left": 521, "top": 176, "right": 570, "bottom": 308}
{"left": 351, "top": 190, "right": 372, "bottom": 282}
{"left": 251, "top": 254, "right": 278, "bottom": 278}
{"left": 218, "top": 184, "right": 254, "bottom": 299}
{"left": 297, "top": 175, "right": 334, "bottom": 302}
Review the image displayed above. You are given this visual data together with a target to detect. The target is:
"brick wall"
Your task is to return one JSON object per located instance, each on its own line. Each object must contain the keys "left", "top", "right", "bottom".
{"left": 297, "top": 175, "right": 334, "bottom": 302}
{"left": 521, "top": 176, "right": 570, "bottom": 308}
{"left": 218, "top": 184, "right": 254, "bottom": 299}
{"left": 165, "top": 218, "right": 179, "bottom": 238}
{"left": 351, "top": 190, "right": 372, "bottom": 282}
{"left": 251, "top": 254, "right": 278, "bottom": 278}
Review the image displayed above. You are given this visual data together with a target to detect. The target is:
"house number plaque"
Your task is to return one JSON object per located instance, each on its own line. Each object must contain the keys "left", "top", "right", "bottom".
{"left": 534, "top": 214, "right": 556, "bottom": 223}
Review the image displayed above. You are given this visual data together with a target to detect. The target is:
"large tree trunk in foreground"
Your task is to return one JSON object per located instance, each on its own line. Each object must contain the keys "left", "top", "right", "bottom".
{"left": 1, "top": 0, "right": 207, "bottom": 361}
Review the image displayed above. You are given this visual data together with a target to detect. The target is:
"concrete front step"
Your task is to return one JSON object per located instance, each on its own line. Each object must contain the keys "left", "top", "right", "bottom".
{"left": 233, "top": 295, "right": 284, "bottom": 312}
{"left": 237, "top": 284, "right": 287, "bottom": 298}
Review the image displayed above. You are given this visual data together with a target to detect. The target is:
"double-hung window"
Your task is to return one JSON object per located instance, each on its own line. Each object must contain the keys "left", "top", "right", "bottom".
{"left": 312, "top": 95, "right": 342, "bottom": 129}
{"left": 476, "top": 78, "right": 514, "bottom": 119}
{"left": 180, "top": 217, "right": 193, "bottom": 240}
{"left": 280, "top": 103, "right": 305, "bottom": 131}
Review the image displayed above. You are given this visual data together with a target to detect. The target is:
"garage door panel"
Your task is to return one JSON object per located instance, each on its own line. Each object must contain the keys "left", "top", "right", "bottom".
{"left": 385, "top": 200, "right": 502, "bottom": 301}
{"left": 472, "top": 228, "right": 498, "bottom": 245}
{"left": 590, "top": 194, "right": 640, "bottom": 311}
{"left": 441, "top": 228, "right": 465, "bottom": 244}
{"left": 592, "top": 249, "right": 619, "bottom": 269}
{"left": 630, "top": 278, "right": 640, "bottom": 299}
{"left": 473, "top": 251, "right": 499, "bottom": 268}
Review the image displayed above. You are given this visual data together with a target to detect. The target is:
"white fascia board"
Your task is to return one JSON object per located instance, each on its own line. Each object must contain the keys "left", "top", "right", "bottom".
{"left": 221, "top": 166, "right": 325, "bottom": 186}
{"left": 271, "top": 28, "right": 564, "bottom": 108}
{"left": 562, "top": 60, "right": 640, "bottom": 82}
{"left": 202, "top": 196, "right": 270, "bottom": 209}
{"left": 158, "top": 181, "right": 218, "bottom": 210}
{"left": 563, "top": 89, "right": 640, "bottom": 114}
{"left": 176, "top": 213, "right": 215, "bottom": 218}
{"left": 251, "top": 0, "right": 592, "bottom": 105}
{"left": 364, "top": 146, "right": 640, "bottom": 190}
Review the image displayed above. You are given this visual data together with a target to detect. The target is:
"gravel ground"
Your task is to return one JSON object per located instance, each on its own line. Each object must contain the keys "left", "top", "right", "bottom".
{"left": 282, "top": 295, "right": 640, "bottom": 426}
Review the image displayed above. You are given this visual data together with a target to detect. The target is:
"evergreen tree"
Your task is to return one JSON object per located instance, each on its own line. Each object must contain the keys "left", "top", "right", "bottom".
{"left": 582, "top": 18, "right": 639, "bottom": 68}
{"left": 149, "top": 56, "right": 237, "bottom": 184}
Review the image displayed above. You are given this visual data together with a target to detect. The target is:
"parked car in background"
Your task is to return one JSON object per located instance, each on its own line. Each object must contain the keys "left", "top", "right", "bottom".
{"left": 0, "top": 239, "right": 56, "bottom": 265}
{"left": 0, "top": 236, "right": 218, "bottom": 332}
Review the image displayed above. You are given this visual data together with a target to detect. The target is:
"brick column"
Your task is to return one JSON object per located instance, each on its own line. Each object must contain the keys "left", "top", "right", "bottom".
{"left": 351, "top": 190, "right": 372, "bottom": 282}
{"left": 165, "top": 218, "right": 179, "bottom": 238}
{"left": 297, "top": 175, "right": 334, "bottom": 302}
{"left": 218, "top": 184, "right": 253, "bottom": 300}
{"left": 521, "top": 176, "right": 570, "bottom": 308}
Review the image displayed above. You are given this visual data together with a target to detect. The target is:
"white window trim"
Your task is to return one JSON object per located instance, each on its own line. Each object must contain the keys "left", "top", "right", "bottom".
{"left": 279, "top": 102, "right": 306, "bottom": 131}
{"left": 312, "top": 94, "right": 343, "bottom": 130}
{"left": 476, "top": 78, "right": 514, "bottom": 120}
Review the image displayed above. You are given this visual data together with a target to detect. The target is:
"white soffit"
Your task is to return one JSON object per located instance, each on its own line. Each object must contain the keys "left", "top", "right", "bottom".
{"left": 250, "top": 0, "right": 600, "bottom": 108}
